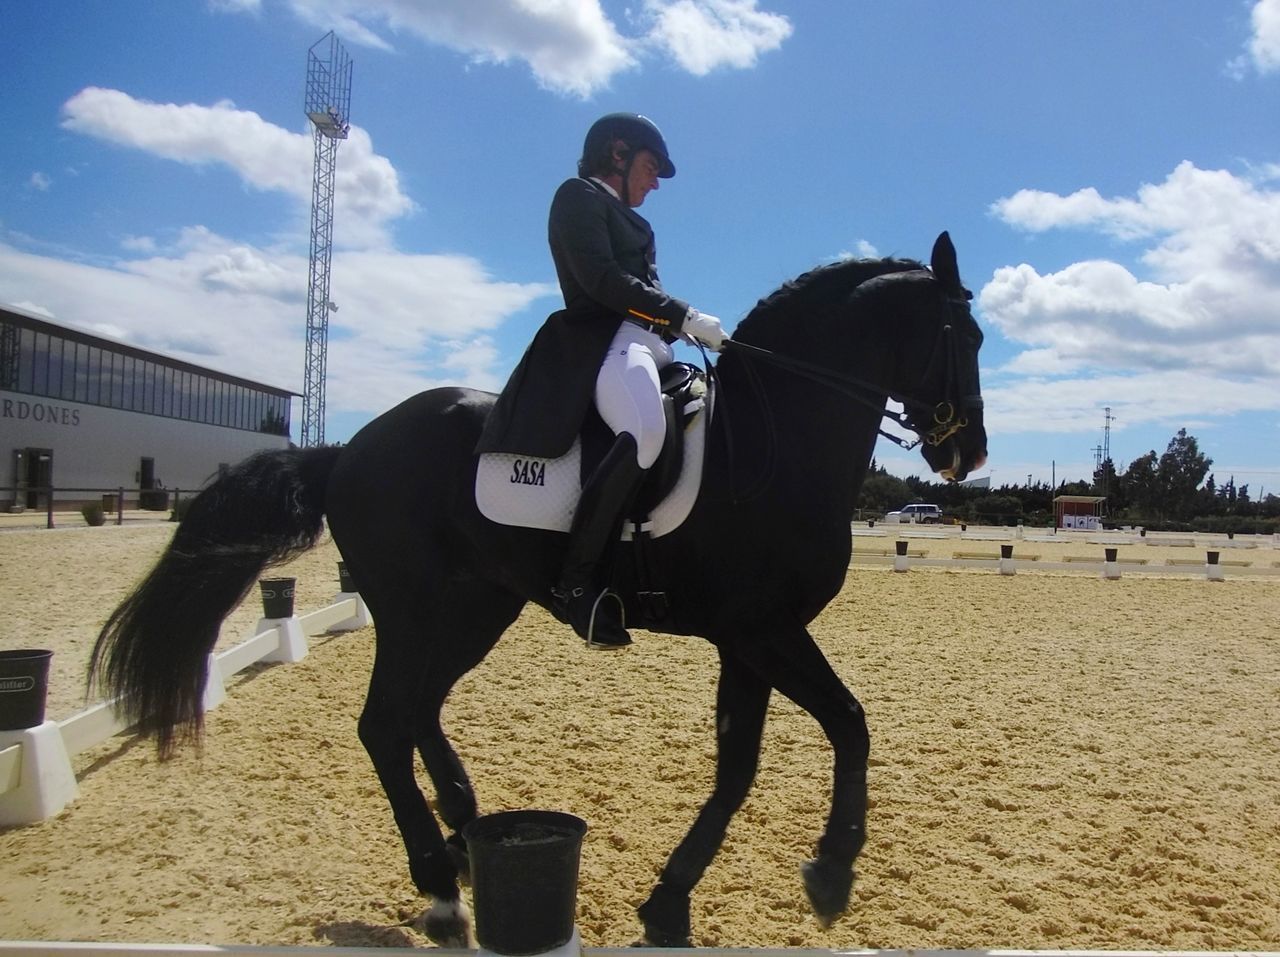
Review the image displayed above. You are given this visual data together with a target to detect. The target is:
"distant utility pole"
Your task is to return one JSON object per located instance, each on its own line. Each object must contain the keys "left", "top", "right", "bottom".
{"left": 1101, "top": 406, "right": 1114, "bottom": 499}
{"left": 301, "top": 31, "right": 352, "bottom": 448}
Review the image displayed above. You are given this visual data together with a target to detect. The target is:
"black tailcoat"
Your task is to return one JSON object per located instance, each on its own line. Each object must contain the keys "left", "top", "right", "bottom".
{"left": 475, "top": 177, "right": 689, "bottom": 457}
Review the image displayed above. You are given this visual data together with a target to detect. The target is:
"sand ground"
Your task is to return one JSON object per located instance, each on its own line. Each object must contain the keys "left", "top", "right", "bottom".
{"left": 0, "top": 521, "right": 1277, "bottom": 949}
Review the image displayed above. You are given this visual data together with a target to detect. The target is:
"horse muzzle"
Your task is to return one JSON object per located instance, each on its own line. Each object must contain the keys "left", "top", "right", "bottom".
{"left": 921, "top": 398, "right": 987, "bottom": 483}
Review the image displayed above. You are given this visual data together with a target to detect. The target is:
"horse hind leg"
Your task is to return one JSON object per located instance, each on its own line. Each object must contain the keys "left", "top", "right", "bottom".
{"left": 410, "top": 583, "right": 525, "bottom": 881}
{"left": 359, "top": 582, "right": 524, "bottom": 945}
{"left": 358, "top": 651, "right": 471, "bottom": 946}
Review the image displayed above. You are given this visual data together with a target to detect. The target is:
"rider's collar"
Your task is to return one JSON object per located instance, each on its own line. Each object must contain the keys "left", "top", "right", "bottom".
{"left": 587, "top": 176, "right": 620, "bottom": 201}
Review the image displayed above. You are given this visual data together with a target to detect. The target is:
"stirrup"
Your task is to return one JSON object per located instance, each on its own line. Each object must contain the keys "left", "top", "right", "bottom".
{"left": 585, "top": 589, "right": 631, "bottom": 650}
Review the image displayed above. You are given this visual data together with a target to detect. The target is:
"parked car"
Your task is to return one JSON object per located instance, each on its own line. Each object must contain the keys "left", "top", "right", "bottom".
{"left": 885, "top": 503, "right": 943, "bottom": 524}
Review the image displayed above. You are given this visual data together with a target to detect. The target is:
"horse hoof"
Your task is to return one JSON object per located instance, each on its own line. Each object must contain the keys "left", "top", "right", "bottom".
{"left": 416, "top": 898, "right": 473, "bottom": 948}
{"left": 801, "top": 856, "right": 853, "bottom": 927}
{"left": 637, "top": 883, "right": 692, "bottom": 948}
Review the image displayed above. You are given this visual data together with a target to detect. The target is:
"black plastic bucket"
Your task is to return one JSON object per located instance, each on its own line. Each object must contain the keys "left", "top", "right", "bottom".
{"left": 259, "top": 578, "right": 296, "bottom": 619}
{"left": 337, "top": 561, "right": 357, "bottom": 594}
{"left": 464, "top": 810, "right": 587, "bottom": 955}
{"left": 0, "top": 649, "right": 53, "bottom": 731}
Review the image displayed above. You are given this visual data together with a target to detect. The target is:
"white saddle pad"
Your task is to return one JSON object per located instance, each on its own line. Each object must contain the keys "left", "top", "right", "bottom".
{"left": 475, "top": 396, "right": 708, "bottom": 540}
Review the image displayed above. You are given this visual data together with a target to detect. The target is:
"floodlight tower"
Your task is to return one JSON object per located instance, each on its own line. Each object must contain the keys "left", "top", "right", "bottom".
{"left": 301, "top": 31, "right": 352, "bottom": 447}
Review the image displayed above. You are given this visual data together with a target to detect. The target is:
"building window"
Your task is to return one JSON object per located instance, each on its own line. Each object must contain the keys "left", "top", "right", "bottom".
{"left": 31, "top": 333, "right": 49, "bottom": 394}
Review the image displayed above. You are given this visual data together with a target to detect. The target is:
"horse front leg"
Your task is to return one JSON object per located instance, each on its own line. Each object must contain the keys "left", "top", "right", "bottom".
{"left": 748, "top": 629, "right": 869, "bottom": 927}
{"left": 638, "top": 649, "right": 770, "bottom": 946}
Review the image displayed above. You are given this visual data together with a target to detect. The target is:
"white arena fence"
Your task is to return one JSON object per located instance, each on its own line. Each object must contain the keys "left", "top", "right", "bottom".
{"left": 850, "top": 525, "right": 1280, "bottom": 580}
{"left": 0, "top": 589, "right": 370, "bottom": 826}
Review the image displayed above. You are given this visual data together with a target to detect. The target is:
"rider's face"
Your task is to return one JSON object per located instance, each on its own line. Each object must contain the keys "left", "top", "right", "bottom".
{"left": 623, "top": 149, "right": 661, "bottom": 208}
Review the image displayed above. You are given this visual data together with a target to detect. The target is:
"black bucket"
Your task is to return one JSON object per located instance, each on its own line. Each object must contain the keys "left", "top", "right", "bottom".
{"left": 1000, "top": 544, "right": 1013, "bottom": 559}
{"left": 259, "top": 578, "right": 296, "bottom": 619}
{"left": 464, "top": 810, "right": 587, "bottom": 955}
{"left": 1104, "top": 547, "right": 1118, "bottom": 563}
{"left": 0, "top": 649, "right": 53, "bottom": 731}
{"left": 337, "top": 561, "right": 357, "bottom": 594}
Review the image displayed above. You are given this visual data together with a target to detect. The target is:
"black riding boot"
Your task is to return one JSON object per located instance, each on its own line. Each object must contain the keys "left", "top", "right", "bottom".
{"left": 552, "top": 432, "right": 645, "bottom": 649}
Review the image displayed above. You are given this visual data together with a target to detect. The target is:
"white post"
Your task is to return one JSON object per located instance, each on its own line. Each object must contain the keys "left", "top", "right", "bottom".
{"left": 261, "top": 616, "right": 309, "bottom": 662}
{"left": 1206, "top": 550, "right": 1224, "bottom": 582}
{"left": 0, "top": 722, "right": 79, "bottom": 825}
{"left": 892, "top": 540, "right": 909, "bottom": 573}
{"left": 202, "top": 653, "right": 227, "bottom": 712}
{"left": 1101, "top": 547, "right": 1121, "bottom": 580}
{"left": 327, "top": 592, "right": 371, "bottom": 632}
{"left": 999, "top": 544, "right": 1015, "bottom": 576}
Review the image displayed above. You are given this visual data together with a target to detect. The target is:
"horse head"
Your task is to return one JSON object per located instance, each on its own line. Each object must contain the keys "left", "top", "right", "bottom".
{"left": 867, "top": 232, "right": 988, "bottom": 482}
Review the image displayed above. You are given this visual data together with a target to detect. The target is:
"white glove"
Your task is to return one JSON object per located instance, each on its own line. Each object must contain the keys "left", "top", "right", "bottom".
{"left": 683, "top": 309, "right": 726, "bottom": 351}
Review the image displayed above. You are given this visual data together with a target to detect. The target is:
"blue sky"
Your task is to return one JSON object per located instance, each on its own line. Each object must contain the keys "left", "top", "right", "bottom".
{"left": 4, "top": 1, "right": 1280, "bottom": 494}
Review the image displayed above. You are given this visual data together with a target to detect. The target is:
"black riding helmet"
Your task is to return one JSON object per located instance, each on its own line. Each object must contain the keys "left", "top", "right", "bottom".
{"left": 578, "top": 112, "right": 676, "bottom": 182}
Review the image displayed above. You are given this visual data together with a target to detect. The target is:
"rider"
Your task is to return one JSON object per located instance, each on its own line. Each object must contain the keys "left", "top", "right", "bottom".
{"left": 476, "top": 112, "right": 727, "bottom": 649}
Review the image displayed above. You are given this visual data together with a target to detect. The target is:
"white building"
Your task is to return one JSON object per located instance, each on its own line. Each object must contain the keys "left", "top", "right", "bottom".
{"left": 1, "top": 304, "right": 294, "bottom": 512}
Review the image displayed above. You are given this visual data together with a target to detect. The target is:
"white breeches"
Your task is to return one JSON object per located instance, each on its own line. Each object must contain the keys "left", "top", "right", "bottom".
{"left": 594, "top": 321, "right": 675, "bottom": 470}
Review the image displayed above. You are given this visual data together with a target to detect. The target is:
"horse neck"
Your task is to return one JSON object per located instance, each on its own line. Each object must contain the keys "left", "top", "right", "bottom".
{"left": 712, "top": 341, "right": 890, "bottom": 515}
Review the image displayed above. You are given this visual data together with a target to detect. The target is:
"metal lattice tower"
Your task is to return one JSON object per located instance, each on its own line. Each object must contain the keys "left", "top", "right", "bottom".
{"left": 301, "top": 31, "right": 352, "bottom": 447}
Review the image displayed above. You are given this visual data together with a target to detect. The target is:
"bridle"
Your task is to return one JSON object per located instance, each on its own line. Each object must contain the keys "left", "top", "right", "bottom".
{"left": 716, "top": 289, "right": 981, "bottom": 452}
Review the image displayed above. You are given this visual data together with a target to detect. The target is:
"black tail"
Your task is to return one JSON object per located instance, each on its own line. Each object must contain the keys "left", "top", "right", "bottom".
{"left": 88, "top": 446, "right": 342, "bottom": 757}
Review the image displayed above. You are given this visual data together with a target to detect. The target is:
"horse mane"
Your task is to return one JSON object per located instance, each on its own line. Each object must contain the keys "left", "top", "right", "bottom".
{"left": 734, "top": 256, "right": 925, "bottom": 344}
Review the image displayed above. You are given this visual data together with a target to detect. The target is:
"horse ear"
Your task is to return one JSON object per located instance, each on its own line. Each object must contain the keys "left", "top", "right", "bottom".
{"left": 930, "top": 231, "right": 961, "bottom": 292}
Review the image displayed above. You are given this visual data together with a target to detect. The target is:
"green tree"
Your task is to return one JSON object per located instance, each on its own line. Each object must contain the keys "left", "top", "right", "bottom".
{"left": 1122, "top": 451, "right": 1160, "bottom": 519}
{"left": 856, "top": 463, "right": 912, "bottom": 515}
{"left": 1157, "top": 428, "right": 1212, "bottom": 520}
{"left": 1093, "top": 457, "right": 1123, "bottom": 510}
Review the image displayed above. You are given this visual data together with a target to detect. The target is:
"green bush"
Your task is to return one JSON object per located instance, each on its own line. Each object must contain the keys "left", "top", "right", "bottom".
{"left": 81, "top": 502, "right": 106, "bottom": 526}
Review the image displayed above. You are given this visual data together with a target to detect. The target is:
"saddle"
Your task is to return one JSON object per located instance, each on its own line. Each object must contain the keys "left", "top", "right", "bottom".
{"left": 474, "top": 362, "right": 710, "bottom": 541}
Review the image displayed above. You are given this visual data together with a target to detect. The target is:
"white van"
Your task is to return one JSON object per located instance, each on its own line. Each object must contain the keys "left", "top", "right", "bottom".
{"left": 885, "top": 503, "right": 943, "bottom": 524}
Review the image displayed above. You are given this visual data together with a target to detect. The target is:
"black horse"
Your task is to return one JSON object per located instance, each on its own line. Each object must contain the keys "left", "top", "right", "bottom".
{"left": 90, "top": 232, "right": 986, "bottom": 947}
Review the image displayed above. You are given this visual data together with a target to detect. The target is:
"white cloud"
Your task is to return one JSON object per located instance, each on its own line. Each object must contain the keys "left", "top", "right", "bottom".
{"left": 643, "top": 0, "right": 792, "bottom": 76}
{"left": 980, "top": 160, "right": 1280, "bottom": 451}
{"left": 281, "top": 0, "right": 634, "bottom": 96}
{"left": 0, "top": 234, "right": 554, "bottom": 417}
{"left": 1238, "top": 0, "right": 1280, "bottom": 74}
{"left": 60, "top": 87, "right": 413, "bottom": 248}
{"left": 235, "top": 0, "right": 790, "bottom": 97}
{"left": 981, "top": 370, "right": 1280, "bottom": 438}
{"left": 28, "top": 172, "right": 51, "bottom": 191}
{"left": 983, "top": 161, "right": 1280, "bottom": 381}
{"left": 208, "top": 0, "right": 261, "bottom": 12}
{"left": 120, "top": 235, "right": 157, "bottom": 253}
{"left": 836, "top": 239, "right": 880, "bottom": 261}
